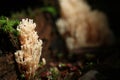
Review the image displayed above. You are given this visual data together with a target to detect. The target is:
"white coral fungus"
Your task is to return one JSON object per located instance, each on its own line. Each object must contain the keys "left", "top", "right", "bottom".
{"left": 56, "top": 0, "right": 114, "bottom": 50}
{"left": 15, "top": 18, "right": 44, "bottom": 78}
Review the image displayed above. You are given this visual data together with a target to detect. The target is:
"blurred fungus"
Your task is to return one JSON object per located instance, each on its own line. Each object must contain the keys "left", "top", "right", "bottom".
{"left": 56, "top": 0, "right": 114, "bottom": 51}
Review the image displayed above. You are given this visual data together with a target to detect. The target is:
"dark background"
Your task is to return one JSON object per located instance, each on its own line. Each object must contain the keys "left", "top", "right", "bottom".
{"left": 87, "top": 0, "right": 120, "bottom": 39}
{"left": 0, "top": 0, "right": 120, "bottom": 38}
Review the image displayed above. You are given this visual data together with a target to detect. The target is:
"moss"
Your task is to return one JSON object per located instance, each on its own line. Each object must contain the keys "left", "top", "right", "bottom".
{"left": 0, "top": 16, "right": 19, "bottom": 36}
{"left": 0, "top": 16, "right": 20, "bottom": 51}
